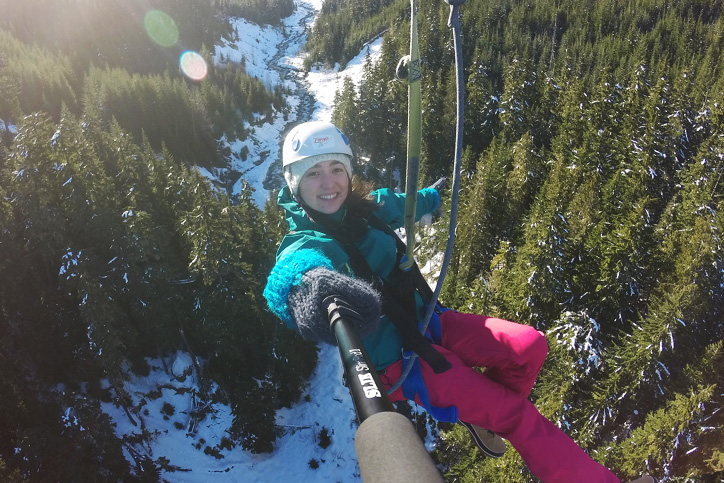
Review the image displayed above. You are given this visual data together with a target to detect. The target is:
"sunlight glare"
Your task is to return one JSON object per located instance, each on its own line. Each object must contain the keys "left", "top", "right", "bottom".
{"left": 180, "top": 51, "right": 208, "bottom": 81}
{"left": 144, "top": 10, "right": 179, "bottom": 47}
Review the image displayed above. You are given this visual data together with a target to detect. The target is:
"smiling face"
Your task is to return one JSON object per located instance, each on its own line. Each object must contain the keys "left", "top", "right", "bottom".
{"left": 297, "top": 160, "right": 350, "bottom": 214}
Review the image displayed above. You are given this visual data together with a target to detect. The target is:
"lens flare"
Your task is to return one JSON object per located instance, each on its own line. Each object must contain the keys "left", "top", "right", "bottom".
{"left": 180, "top": 51, "right": 208, "bottom": 81}
{"left": 144, "top": 10, "right": 179, "bottom": 47}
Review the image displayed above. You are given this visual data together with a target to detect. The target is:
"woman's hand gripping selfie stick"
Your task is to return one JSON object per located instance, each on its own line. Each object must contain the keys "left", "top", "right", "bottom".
{"left": 286, "top": 265, "right": 443, "bottom": 483}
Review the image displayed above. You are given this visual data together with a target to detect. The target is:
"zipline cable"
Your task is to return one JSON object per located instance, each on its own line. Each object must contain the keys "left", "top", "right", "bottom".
{"left": 402, "top": 0, "right": 423, "bottom": 272}
{"left": 388, "top": 0, "right": 466, "bottom": 395}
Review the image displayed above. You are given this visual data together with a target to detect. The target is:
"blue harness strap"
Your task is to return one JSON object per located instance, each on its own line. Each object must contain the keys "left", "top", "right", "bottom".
{"left": 401, "top": 354, "right": 458, "bottom": 423}
{"left": 400, "top": 307, "right": 458, "bottom": 423}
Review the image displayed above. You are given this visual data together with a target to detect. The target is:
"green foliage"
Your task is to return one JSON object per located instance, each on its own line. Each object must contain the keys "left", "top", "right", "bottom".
{"left": 2, "top": 0, "right": 724, "bottom": 480}
{"left": 332, "top": 76, "right": 360, "bottom": 143}
{"left": 0, "top": 111, "right": 317, "bottom": 475}
{"left": 1, "top": 5, "right": 286, "bottom": 170}
{"left": 303, "top": 0, "right": 406, "bottom": 70}
{"left": 0, "top": 4, "right": 304, "bottom": 476}
{"left": 0, "top": 31, "right": 79, "bottom": 120}
{"left": 322, "top": 0, "right": 724, "bottom": 479}
{"left": 434, "top": 422, "right": 535, "bottom": 483}
{"left": 83, "top": 66, "right": 216, "bottom": 166}
{"left": 598, "top": 385, "right": 717, "bottom": 479}
{"left": 331, "top": 34, "right": 408, "bottom": 187}
{"left": 221, "top": 0, "right": 295, "bottom": 25}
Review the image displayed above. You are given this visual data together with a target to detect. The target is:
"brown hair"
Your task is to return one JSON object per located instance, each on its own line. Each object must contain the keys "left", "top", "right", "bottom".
{"left": 346, "top": 175, "right": 379, "bottom": 218}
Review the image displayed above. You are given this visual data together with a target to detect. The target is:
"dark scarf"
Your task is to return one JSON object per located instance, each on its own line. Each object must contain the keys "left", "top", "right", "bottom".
{"left": 298, "top": 186, "right": 372, "bottom": 245}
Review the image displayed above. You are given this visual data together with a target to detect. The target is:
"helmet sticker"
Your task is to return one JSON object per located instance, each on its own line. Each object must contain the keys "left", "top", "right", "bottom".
{"left": 292, "top": 139, "right": 301, "bottom": 151}
{"left": 313, "top": 136, "right": 334, "bottom": 151}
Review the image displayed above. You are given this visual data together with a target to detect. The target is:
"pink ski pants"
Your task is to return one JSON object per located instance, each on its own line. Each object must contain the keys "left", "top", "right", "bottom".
{"left": 379, "top": 310, "right": 619, "bottom": 483}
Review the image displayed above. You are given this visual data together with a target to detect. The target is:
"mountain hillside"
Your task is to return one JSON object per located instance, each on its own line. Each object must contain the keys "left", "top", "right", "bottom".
{"left": 1, "top": 0, "right": 723, "bottom": 481}
{"left": 316, "top": 0, "right": 724, "bottom": 481}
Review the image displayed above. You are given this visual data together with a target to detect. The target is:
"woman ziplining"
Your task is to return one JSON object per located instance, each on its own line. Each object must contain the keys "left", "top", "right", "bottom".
{"left": 263, "top": 2, "right": 655, "bottom": 482}
{"left": 262, "top": 120, "right": 656, "bottom": 483}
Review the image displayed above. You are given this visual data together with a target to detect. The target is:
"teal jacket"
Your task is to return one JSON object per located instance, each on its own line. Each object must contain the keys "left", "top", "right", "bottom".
{"left": 275, "top": 185, "right": 440, "bottom": 370}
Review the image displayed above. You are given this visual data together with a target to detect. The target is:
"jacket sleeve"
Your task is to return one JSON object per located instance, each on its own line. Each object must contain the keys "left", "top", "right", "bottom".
{"left": 371, "top": 187, "right": 440, "bottom": 230}
{"left": 276, "top": 232, "right": 355, "bottom": 276}
{"left": 263, "top": 248, "right": 334, "bottom": 328}
{"left": 265, "top": 232, "right": 361, "bottom": 329}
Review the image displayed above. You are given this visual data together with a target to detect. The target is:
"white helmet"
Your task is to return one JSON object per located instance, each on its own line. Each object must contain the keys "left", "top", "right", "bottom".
{"left": 282, "top": 121, "right": 353, "bottom": 195}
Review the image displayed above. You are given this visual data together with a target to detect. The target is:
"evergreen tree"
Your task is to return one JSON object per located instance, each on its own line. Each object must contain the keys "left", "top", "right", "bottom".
{"left": 446, "top": 140, "right": 510, "bottom": 309}
{"left": 332, "top": 76, "right": 360, "bottom": 149}
{"left": 0, "top": 108, "right": 319, "bottom": 475}
{"left": 496, "top": 156, "right": 570, "bottom": 329}
{"left": 312, "top": 1, "right": 724, "bottom": 479}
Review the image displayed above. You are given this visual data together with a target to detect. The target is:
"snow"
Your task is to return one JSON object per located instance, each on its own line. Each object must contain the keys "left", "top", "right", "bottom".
{"left": 306, "top": 38, "right": 384, "bottom": 121}
{"left": 1, "top": 120, "right": 18, "bottom": 141}
{"left": 102, "top": 346, "right": 363, "bottom": 482}
{"left": 214, "top": 18, "right": 285, "bottom": 89}
{"left": 171, "top": 352, "right": 193, "bottom": 378}
{"left": 210, "top": 1, "right": 383, "bottom": 207}
{"left": 101, "top": 3, "right": 412, "bottom": 482}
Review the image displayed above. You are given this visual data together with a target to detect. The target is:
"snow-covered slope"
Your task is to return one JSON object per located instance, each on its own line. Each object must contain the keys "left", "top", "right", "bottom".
{"left": 103, "top": 346, "right": 361, "bottom": 482}
{"left": 207, "top": 0, "right": 382, "bottom": 208}
{"left": 102, "top": 3, "right": 393, "bottom": 482}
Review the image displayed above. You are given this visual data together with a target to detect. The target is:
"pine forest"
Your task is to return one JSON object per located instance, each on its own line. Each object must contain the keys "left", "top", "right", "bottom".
{"left": 1, "top": 0, "right": 723, "bottom": 481}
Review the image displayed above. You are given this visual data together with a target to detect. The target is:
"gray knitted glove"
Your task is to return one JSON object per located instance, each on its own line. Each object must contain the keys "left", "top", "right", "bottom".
{"left": 288, "top": 267, "right": 381, "bottom": 345}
